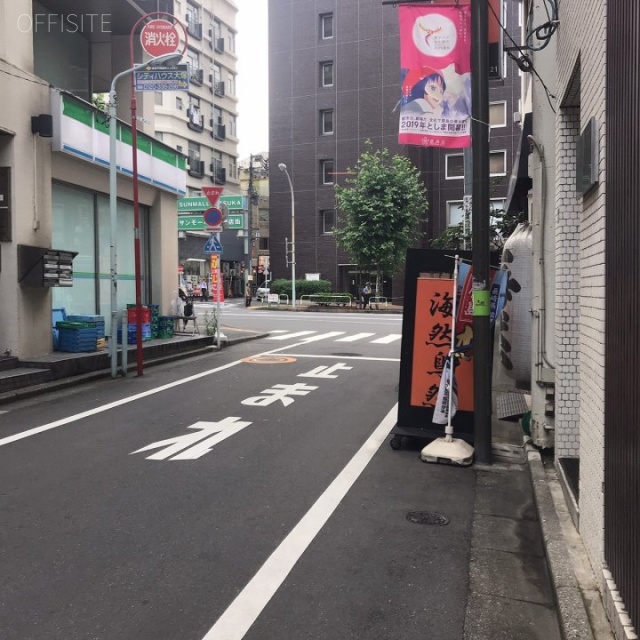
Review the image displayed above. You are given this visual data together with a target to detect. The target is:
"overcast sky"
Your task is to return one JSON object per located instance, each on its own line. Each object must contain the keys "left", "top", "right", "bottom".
{"left": 236, "top": 0, "right": 269, "bottom": 160}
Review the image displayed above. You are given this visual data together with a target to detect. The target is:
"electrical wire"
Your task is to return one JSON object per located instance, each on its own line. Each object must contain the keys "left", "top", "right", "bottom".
{"left": 487, "top": 0, "right": 557, "bottom": 115}
{"left": 525, "top": 0, "right": 559, "bottom": 52}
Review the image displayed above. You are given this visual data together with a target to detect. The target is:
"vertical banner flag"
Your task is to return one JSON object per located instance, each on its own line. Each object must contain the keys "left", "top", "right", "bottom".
{"left": 432, "top": 357, "right": 458, "bottom": 424}
{"left": 398, "top": 3, "right": 472, "bottom": 148}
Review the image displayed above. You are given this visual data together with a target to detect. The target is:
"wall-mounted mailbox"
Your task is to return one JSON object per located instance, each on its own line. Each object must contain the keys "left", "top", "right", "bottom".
{"left": 18, "top": 245, "right": 77, "bottom": 287}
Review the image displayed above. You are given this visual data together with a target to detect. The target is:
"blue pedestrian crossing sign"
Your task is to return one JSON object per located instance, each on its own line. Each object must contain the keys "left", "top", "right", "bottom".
{"left": 203, "top": 234, "right": 223, "bottom": 254}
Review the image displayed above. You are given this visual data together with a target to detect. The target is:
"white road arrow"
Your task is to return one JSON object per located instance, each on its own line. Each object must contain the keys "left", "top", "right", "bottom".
{"left": 131, "top": 416, "right": 252, "bottom": 461}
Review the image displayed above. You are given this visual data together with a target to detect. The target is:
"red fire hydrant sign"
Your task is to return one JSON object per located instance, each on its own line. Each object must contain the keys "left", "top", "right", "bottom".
{"left": 140, "top": 19, "right": 180, "bottom": 57}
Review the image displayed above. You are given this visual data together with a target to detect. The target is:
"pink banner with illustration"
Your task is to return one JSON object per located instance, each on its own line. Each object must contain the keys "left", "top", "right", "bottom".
{"left": 398, "top": 4, "right": 472, "bottom": 148}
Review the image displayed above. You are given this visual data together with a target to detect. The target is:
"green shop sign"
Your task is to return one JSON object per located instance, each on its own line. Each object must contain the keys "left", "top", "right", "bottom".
{"left": 178, "top": 215, "right": 207, "bottom": 230}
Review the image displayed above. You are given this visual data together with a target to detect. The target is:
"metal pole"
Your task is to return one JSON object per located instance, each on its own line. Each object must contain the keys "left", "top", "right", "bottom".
{"left": 246, "top": 155, "right": 253, "bottom": 293}
{"left": 471, "top": 0, "right": 492, "bottom": 464}
{"left": 108, "top": 89, "right": 120, "bottom": 379}
{"left": 216, "top": 235, "right": 221, "bottom": 350}
{"left": 130, "top": 36, "right": 144, "bottom": 377}
{"left": 278, "top": 163, "right": 296, "bottom": 309}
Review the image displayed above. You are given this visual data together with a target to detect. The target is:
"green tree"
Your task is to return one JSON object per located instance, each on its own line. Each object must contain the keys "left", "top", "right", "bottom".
{"left": 335, "top": 143, "right": 428, "bottom": 296}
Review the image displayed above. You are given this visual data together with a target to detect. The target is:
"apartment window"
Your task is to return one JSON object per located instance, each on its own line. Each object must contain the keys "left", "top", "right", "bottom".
{"left": 445, "top": 154, "right": 464, "bottom": 179}
{"left": 186, "top": 48, "right": 200, "bottom": 74}
{"left": 259, "top": 237, "right": 269, "bottom": 251}
{"left": 228, "top": 31, "right": 236, "bottom": 54}
{"left": 228, "top": 73, "right": 237, "bottom": 96}
{"left": 489, "top": 150, "right": 507, "bottom": 176}
{"left": 446, "top": 200, "right": 464, "bottom": 227}
{"left": 320, "top": 109, "right": 334, "bottom": 135}
{"left": 155, "top": 131, "right": 164, "bottom": 141}
{"left": 320, "top": 61, "right": 334, "bottom": 87}
{"left": 321, "top": 159, "right": 334, "bottom": 184}
{"left": 154, "top": 92, "right": 163, "bottom": 105}
{"left": 188, "top": 141, "right": 200, "bottom": 162}
{"left": 320, "top": 13, "right": 333, "bottom": 39}
{"left": 228, "top": 115, "right": 237, "bottom": 137}
{"left": 176, "top": 97, "right": 183, "bottom": 110}
{"left": 447, "top": 199, "right": 506, "bottom": 227}
{"left": 489, "top": 101, "right": 507, "bottom": 128}
{"left": 176, "top": 145, "right": 183, "bottom": 153}
{"left": 228, "top": 158, "right": 237, "bottom": 180}
{"left": 320, "top": 209, "right": 335, "bottom": 234}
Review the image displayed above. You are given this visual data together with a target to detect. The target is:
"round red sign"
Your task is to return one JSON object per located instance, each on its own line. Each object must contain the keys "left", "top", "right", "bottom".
{"left": 140, "top": 19, "right": 180, "bottom": 57}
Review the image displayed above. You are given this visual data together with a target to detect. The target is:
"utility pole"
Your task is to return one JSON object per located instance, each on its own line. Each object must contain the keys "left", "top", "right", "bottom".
{"left": 471, "top": 0, "right": 492, "bottom": 464}
{"left": 245, "top": 155, "right": 254, "bottom": 293}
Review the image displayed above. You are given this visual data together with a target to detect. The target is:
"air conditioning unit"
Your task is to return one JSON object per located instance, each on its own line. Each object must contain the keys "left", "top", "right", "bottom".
{"left": 513, "top": 111, "right": 522, "bottom": 124}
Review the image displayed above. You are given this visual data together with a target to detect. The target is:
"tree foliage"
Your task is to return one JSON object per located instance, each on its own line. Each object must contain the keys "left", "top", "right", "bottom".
{"left": 334, "top": 143, "right": 428, "bottom": 285}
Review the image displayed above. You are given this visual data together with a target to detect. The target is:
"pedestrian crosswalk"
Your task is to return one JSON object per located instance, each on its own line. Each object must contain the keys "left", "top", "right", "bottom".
{"left": 267, "top": 330, "right": 402, "bottom": 345}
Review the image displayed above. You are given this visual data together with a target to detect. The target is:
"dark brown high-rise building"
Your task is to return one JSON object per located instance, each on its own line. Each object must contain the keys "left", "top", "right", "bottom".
{"left": 268, "top": 0, "right": 522, "bottom": 300}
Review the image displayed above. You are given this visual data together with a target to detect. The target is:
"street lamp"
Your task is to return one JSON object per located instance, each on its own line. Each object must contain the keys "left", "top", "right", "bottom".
{"left": 278, "top": 163, "right": 296, "bottom": 309}
{"left": 108, "top": 51, "right": 182, "bottom": 378}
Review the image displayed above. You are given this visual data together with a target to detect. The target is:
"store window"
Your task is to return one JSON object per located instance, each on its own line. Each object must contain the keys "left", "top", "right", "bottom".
{"left": 445, "top": 154, "right": 464, "bottom": 179}
{"left": 51, "top": 182, "right": 149, "bottom": 334}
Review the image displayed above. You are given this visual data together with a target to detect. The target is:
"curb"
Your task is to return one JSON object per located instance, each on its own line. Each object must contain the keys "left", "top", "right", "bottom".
{"left": 0, "top": 331, "right": 268, "bottom": 406}
{"left": 527, "top": 445, "right": 595, "bottom": 640}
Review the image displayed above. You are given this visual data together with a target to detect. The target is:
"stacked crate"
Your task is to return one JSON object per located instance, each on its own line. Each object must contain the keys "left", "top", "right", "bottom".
{"left": 122, "top": 305, "right": 152, "bottom": 344}
{"left": 148, "top": 304, "right": 160, "bottom": 338}
{"left": 66, "top": 314, "right": 106, "bottom": 350}
{"left": 158, "top": 316, "right": 175, "bottom": 339}
{"left": 55, "top": 321, "right": 99, "bottom": 353}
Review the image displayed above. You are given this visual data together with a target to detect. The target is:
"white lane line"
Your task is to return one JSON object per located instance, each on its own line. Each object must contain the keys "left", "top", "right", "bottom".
{"left": 201, "top": 403, "right": 398, "bottom": 640}
{"left": 0, "top": 338, "right": 388, "bottom": 448}
{"left": 300, "top": 331, "right": 345, "bottom": 343}
{"left": 268, "top": 329, "right": 288, "bottom": 333}
{"left": 0, "top": 360, "right": 245, "bottom": 448}
{"left": 335, "top": 332, "right": 375, "bottom": 342}
{"left": 370, "top": 334, "right": 402, "bottom": 344}
{"left": 267, "top": 331, "right": 316, "bottom": 341}
{"left": 274, "top": 354, "right": 400, "bottom": 362}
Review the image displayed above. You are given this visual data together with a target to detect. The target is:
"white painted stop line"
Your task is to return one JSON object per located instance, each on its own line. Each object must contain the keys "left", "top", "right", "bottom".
{"left": 201, "top": 403, "right": 398, "bottom": 640}
{"left": 267, "top": 330, "right": 316, "bottom": 340}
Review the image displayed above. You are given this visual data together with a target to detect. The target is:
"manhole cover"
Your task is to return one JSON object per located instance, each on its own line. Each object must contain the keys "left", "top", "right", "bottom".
{"left": 406, "top": 511, "right": 449, "bottom": 526}
{"left": 242, "top": 355, "right": 297, "bottom": 364}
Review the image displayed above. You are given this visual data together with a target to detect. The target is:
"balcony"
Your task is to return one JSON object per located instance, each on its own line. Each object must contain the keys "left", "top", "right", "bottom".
{"left": 212, "top": 124, "right": 226, "bottom": 141}
{"left": 188, "top": 158, "right": 205, "bottom": 178}
{"left": 186, "top": 19, "right": 203, "bottom": 40}
{"left": 190, "top": 68, "right": 204, "bottom": 86}
{"left": 187, "top": 106, "right": 204, "bottom": 132}
{"left": 209, "top": 166, "right": 226, "bottom": 184}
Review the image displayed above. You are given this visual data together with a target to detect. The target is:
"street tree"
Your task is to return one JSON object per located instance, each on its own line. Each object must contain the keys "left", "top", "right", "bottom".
{"left": 335, "top": 143, "right": 428, "bottom": 298}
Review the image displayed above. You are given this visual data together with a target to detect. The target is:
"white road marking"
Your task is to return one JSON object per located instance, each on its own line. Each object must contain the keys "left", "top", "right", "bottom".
{"left": 298, "top": 363, "right": 352, "bottom": 379}
{"left": 370, "top": 334, "right": 402, "bottom": 344}
{"left": 282, "top": 354, "right": 400, "bottom": 362}
{"left": 132, "top": 417, "right": 253, "bottom": 460}
{"left": 0, "top": 340, "right": 395, "bottom": 449}
{"left": 299, "top": 331, "right": 345, "bottom": 343}
{"left": 267, "top": 331, "right": 316, "bottom": 340}
{"left": 268, "top": 329, "right": 288, "bottom": 333}
{"left": 335, "top": 332, "right": 375, "bottom": 342}
{"left": 201, "top": 403, "right": 398, "bottom": 640}
{"left": 0, "top": 360, "right": 244, "bottom": 448}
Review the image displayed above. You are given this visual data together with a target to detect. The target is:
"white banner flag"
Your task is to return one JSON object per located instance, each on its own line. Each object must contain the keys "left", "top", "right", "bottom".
{"left": 432, "top": 358, "right": 458, "bottom": 425}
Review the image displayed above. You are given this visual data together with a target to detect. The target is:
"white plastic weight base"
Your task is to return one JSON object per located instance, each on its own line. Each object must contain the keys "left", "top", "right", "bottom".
{"left": 420, "top": 437, "right": 474, "bottom": 466}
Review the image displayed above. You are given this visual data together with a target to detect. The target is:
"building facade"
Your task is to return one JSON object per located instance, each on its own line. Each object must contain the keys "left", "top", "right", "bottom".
{"left": 268, "top": 0, "right": 522, "bottom": 300}
{"left": 522, "top": 0, "right": 639, "bottom": 636}
{"left": 0, "top": 0, "right": 189, "bottom": 358}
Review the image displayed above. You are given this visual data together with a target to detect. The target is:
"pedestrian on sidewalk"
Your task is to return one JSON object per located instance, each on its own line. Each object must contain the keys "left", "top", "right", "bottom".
{"left": 245, "top": 282, "right": 252, "bottom": 307}
{"left": 199, "top": 278, "right": 208, "bottom": 302}
{"left": 362, "top": 282, "right": 372, "bottom": 309}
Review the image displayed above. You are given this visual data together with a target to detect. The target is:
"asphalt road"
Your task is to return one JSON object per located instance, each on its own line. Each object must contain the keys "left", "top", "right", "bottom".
{"left": 0, "top": 313, "right": 475, "bottom": 640}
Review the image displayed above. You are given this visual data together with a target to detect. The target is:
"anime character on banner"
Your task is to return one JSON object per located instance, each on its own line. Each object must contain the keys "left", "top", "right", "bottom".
{"left": 398, "top": 3, "right": 472, "bottom": 148}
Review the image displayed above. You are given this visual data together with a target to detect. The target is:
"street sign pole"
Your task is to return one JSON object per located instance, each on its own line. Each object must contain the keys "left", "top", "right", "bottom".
{"left": 216, "top": 234, "right": 221, "bottom": 350}
{"left": 129, "top": 13, "right": 187, "bottom": 377}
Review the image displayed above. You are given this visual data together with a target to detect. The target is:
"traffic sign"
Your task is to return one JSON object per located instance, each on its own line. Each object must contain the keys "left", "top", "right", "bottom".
{"left": 140, "top": 19, "right": 180, "bottom": 57}
{"left": 226, "top": 213, "right": 244, "bottom": 229}
{"left": 203, "top": 234, "right": 223, "bottom": 254}
{"left": 134, "top": 65, "right": 189, "bottom": 92}
{"left": 202, "top": 186, "right": 224, "bottom": 206}
{"left": 203, "top": 207, "right": 223, "bottom": 228}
